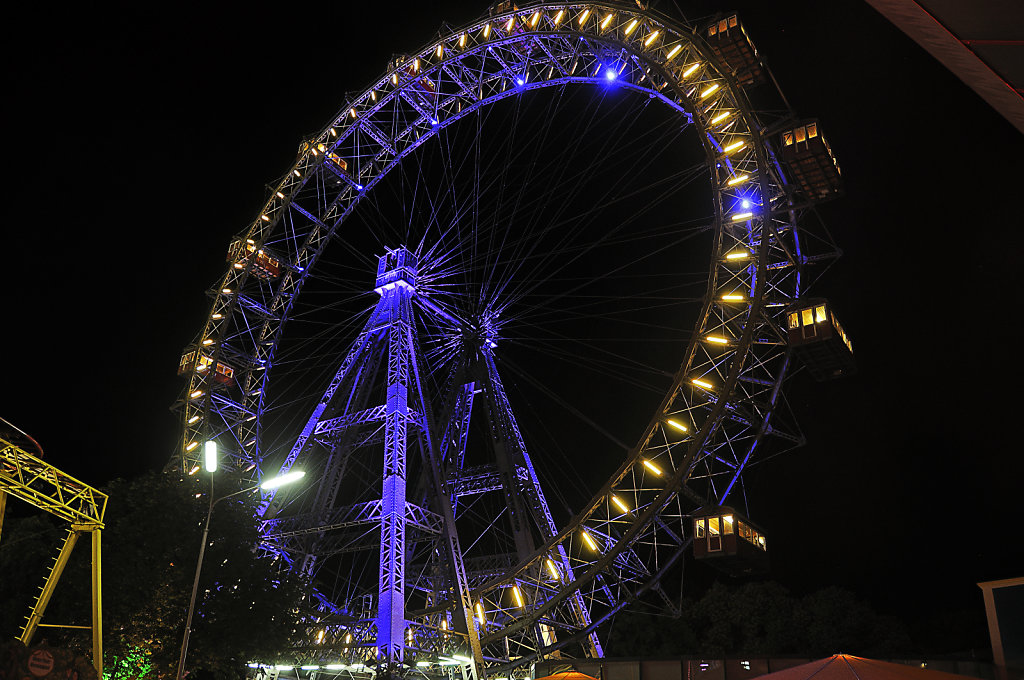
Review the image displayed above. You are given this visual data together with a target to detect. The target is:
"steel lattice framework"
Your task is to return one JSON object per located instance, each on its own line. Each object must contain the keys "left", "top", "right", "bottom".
{"left": 174, "top": 3, "right": 840, "bottom": 678}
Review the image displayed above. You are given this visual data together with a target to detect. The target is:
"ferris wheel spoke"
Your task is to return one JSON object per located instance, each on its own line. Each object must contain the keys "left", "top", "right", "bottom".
{"left": 488, "top": 171, "right": 710, "bottom": 318}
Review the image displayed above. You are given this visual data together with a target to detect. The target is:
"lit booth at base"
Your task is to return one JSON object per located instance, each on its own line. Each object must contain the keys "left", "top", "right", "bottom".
{"left": 787, "top": 299, "right": 855, "bottom": 381}
{"left": 692, "top": 507, "right": 769, "bottom": 576}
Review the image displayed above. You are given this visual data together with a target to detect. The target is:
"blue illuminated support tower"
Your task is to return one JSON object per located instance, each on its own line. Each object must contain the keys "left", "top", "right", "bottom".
{"left": 258, "top": 246, "right": 606, "bottom": 674}
{"left": 259, "top": 247, "right": 483, "bottom": 678}
{"left": 434, "top": 317, "right": 604, "bottom": 659}
{"left": 377, "top": 248, "right": 415, "bottom": 667}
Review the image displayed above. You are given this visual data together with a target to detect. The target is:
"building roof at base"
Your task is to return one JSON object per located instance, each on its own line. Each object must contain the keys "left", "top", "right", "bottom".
{"left": 758, "top": 655, "right": 977, "bottom": 680}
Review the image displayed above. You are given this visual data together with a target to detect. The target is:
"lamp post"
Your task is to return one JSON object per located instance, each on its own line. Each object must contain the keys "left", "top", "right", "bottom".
{"left": 175, "top": 447, "right": 305, "bottom": 680}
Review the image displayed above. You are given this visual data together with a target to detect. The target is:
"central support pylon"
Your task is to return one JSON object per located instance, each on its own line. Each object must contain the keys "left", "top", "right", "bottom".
{"left": 258, "top": 245, "right": 601, "bottom": 676}
{"left": 260, "top": 247, "right": 483, "bottom": 678}
{"left": 377, "top": 248, "right": 416, "bottom": 667}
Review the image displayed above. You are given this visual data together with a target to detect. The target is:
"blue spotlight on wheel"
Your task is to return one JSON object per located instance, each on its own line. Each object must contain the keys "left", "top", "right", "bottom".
{"left": 741, "top": 199, "right": 751, "bottom": 209}
{"left": 605, "top": 68, "right": 617, "bottom": 81}
{"left": 516, "top": 77, "right": 525, "bottom": 86}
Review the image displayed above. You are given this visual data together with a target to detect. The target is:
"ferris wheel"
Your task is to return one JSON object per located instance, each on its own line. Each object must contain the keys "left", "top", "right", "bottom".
{"left": 174, "top": 3, "right": 849, "bottom": 678}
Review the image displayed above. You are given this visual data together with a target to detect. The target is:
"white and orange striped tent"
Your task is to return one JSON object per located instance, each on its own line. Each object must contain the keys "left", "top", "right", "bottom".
{"left": 534, "top": 672, "right": 600, "bottom": 680}
{"left": 756, "top": 655, "right": 976, "bottom": 680}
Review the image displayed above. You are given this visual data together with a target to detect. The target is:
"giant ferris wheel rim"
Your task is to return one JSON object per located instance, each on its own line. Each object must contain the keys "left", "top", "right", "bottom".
{"left": 179, "top": 2, "right": 810, "bottom": 670}
{"left": 185, "top": 2, "right": 789, "bottom": 469}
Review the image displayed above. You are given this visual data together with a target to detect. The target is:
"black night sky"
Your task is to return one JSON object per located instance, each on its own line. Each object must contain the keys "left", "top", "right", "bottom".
{"left": 6, "top": 0, "right": 1023, "bottom": 654}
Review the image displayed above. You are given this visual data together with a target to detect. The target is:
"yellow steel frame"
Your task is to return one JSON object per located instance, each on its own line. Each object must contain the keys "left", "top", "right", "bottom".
{"left": 0, "top": 436, "right": 107, "bottom": 677}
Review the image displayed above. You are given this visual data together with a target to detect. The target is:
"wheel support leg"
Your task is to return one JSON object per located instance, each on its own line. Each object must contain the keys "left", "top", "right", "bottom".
{"left": 377, "top": 291, "right": 411, "bottom": 673}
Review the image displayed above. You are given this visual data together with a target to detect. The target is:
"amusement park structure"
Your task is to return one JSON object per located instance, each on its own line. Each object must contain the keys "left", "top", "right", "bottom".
{"left": 173, "top": 2, "right": 853, "bottom": 679}
{"left": 1, "top": 433, "right": 107, "bottom": 677}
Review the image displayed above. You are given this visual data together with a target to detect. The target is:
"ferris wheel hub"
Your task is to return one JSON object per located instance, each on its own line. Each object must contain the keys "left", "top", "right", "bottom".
{"left": 374, "top": 246, "right": 419, "bottom": 294}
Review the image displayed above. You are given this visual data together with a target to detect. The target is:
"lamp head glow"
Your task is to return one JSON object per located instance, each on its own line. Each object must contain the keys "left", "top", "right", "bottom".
{"left": 516, "top": 77, "right": 525, "bottom": 86}
{"left": 604, "top": 67, "right": 617, "bottom": 81}
{"left": 204, "top": 440, "right": 218, "bottom": 472}
{"left": 512, "top": 584, "right": 524, "bottom": 607}
{"left": 642, "top": 459, "right": 663, "bottom": 475}
{"left": 260, "top": 469, "right": 306, "bottom": 490}
{"left": 699, "top": 83, "right": 720, "bottom": 99}
{"left": 741, "top": 199, "right": 751, "bottom": 209}
{"left": 666, "top": 418, "right": 689, "bottom": 431}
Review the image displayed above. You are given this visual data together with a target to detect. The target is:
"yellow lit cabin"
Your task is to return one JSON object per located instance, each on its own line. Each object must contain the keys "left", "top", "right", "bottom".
{"left": 787, "top": 299, "right": 855, "bottom": 381}
{"left": 303, "top": 141, "right": 348, "bottom": 174}
{"left": 227, "top": 238, "right": 281, "bottom": 281}
{"left": 390, "top": 55, "right": 437, "bottom": 102}
{"left": 705, "top": 14, "right": 765, "bottom": 87}
{"left": 780, "top": 120, "right": 842, "bottom": 200}
{"left": 178, "top": 349, "right": 235, "bottom": 385}
{"left": 490, "top": 0, "right": 518, "bottom": 14}
{"left": 693, "top": 506, "right": 768, "bottom": 576}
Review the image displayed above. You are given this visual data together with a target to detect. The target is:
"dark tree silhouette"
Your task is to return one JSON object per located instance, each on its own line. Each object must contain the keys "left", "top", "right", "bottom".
{"left": 604, "top": 581, "right": 912, "bottom": 658}
{"left": 1, "top": 472, "right": 309, "bottom": 680}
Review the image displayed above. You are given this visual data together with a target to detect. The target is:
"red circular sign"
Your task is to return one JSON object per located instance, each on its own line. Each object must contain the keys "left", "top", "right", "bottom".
{"left": 28, "top": 650, "right": 55, "bottom": 678}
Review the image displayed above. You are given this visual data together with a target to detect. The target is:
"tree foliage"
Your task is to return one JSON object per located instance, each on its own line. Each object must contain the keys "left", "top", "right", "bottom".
{"left": 1, "top": 472, "right": 308, "bottom": 680}
{"left": 0, "top": 514, "right": 66, "bottom": 636}
{"left": 605, "top": 581, "right": 913, "bottom": 658}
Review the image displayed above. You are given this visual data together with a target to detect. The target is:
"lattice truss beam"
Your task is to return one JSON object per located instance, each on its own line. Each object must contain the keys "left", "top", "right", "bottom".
{"left": 173, "top": 2, "right": 839, "bottom": 674}
{"left": 1, "top": 440, "right": 107, "bottom": 526}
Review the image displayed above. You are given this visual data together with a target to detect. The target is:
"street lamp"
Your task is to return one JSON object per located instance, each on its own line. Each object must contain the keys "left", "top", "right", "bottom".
{"left": 175, "top": 453, "right": 305, "bottom": 680}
